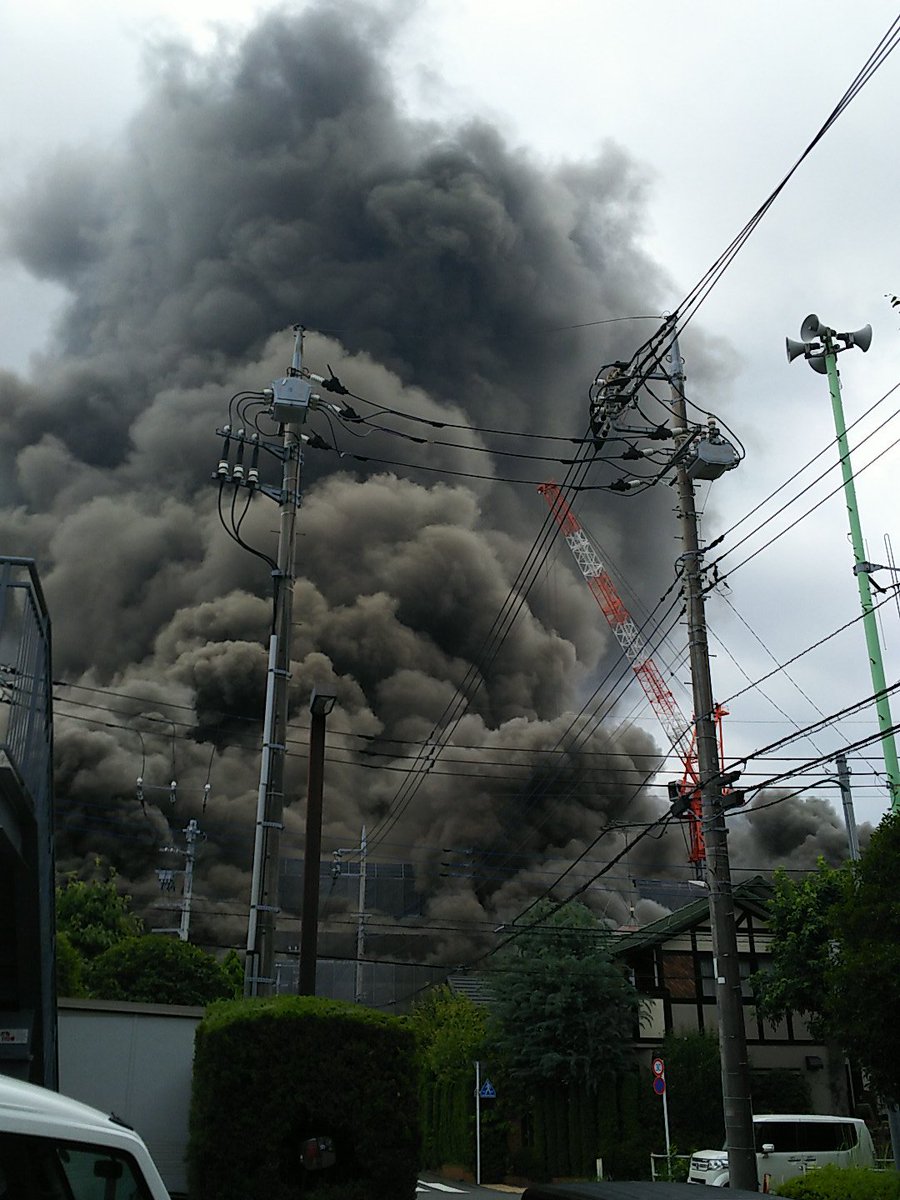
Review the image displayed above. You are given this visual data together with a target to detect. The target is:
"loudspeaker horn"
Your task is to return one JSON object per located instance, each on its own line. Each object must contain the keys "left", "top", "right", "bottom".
{"left": 808, "top": 354, "right": 828, "bottom": 375}
{"left": 844, "top": 324, "right": 873, "bottom": 353}
{"left": 786, "top": 337, "right": 808, "bottom": 363}
{"left": 800, "top": 313, "right": 825, "bottom": 342}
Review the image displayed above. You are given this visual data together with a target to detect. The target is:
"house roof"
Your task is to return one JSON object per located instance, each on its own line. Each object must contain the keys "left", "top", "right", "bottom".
{"left": 445, "top": 972, "right": 495, "bottom": 1006}
{"left": 612, "top": 874, "right": 774, "bottom": 956}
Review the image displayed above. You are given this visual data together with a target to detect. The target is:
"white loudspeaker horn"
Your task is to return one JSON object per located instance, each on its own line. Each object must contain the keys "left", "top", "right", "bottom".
{"left": 786, "top": 337, "right": 808, "bottom": 363}
{"left": 800, "top": 313, "right": 825, "bottom": 342}
{"left": 845, "top": 324, "right": 872, "bottom": 353}
{"left": 808, "top": 355, "right": 828, "bottom": 375}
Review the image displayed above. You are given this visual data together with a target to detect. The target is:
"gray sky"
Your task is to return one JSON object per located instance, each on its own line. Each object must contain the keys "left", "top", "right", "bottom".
{"left": 2, "top": 0, "right": 898, "bottom": 869}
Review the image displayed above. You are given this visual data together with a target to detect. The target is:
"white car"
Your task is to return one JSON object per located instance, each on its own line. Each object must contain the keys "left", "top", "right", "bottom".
{"left": 688, "top": 1113, "right": 876, "bottom": 1188}
{"left": 0, "top": 1072, "right": 171, "bottom": 1199}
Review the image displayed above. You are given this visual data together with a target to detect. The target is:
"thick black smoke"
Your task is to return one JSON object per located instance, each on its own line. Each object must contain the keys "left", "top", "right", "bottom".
{"left": 0, "top": 4, "right": 854, "bottom": 960}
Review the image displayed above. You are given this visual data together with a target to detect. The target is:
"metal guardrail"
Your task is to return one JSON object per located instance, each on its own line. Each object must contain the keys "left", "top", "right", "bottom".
{"left": 650, "top": 1153, "right": 692, "bottom": 1181}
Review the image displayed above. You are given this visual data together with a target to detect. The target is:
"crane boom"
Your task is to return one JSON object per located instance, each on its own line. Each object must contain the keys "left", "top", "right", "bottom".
{"left": 538, "top": 481, "right": 708, "bottom": 865}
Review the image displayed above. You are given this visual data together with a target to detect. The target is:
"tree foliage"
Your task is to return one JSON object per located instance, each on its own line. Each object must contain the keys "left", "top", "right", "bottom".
{"left": 410, "top": 985, "right": 487, "bottom": 1079}
{"left": 755, "top": 813, "right": 900, "bottom": 1102}
{"left": 55, "top": 931, "right": 87, "bottom": 998}
{"left": 486, "top": 900, "right": 640, "bottom": 1094}
{"left": 87, "top": 936, "right": 235, "bottom": 1005}
{"left": 56, "top": 869, "right": 144, "bottom": 960}
{"left": 828, "top": 811, "right": 900, "bottom": 1101}
{"left": 220, "top": 949, "right": 244, "bottom": 999}
{"left": 752, "top": 860, "right": 847, "bottom": 1039}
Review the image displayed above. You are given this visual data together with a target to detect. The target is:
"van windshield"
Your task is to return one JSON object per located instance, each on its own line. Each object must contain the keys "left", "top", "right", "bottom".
{"left": 0, "top": 1132, "right": 153, "bottom": 1199}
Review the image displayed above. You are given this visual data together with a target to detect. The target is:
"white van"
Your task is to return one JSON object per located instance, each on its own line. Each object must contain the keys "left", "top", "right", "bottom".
{"left": 0, "top": 1072, "right": 171, "bottom": 1198}
{"left": 688, "top": 1113, "right": 876, "bottom": 1188}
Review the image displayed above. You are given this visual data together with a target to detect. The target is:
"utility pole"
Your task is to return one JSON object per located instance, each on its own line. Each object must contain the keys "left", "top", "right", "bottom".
{"left": 355, "top": 825, "right": 367, "bottom": 1004}
{"left": 244, "top": 328, "right": 309, "bottom": 998}
{"left": 179, "top": 819, "right": 200, "bottom": 942}
{"left": 786, "top": 315, "right": 900, "bottom": 812}
{"left": 298, "top": 686, "right": 337, "bottom": 995}
{"left": 155, "top": 817, "right": 203, "bottom": 942}
{"left": 332, "top": 825, "right": 368, "bottom": 1002}
{"left": 669, "top": 333, "right": 757, "bottom": 1191}
{"left": 835, "top": 753, "right": 861, "bottom": 862}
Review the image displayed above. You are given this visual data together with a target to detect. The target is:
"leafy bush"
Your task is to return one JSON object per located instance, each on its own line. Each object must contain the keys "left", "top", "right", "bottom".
{"left": 87, "top": 936, "right": 234, "bottom": 1004}
{"left": 188, "top": 995, "right": 420, "bottom": 1200}
{"left": 56, "top": 931, "right": 87, "bottom": 998}
{"left": 776, "top": 1165, "right": 900, "bottom": 1200}
{"left": 752, "top": 1068, "right": 812, "bottom": 1115}
{"left": 56, "top": 871, "right": 143, "bottom": 959}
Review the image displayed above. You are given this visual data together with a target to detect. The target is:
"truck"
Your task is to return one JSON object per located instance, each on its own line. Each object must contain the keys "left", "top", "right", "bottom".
{"left": 0, "top": 1071, "right": 336, "bottom": 1198}
{"left": 0, "top": 1072, "right": 171, "bottom": 1198}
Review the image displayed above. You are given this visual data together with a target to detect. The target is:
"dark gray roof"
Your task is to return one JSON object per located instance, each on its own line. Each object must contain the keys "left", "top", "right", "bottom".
{"left": 613, "top": 875, "right": 774, "bottom": 956}
{"left": 445, "top": 972, "right": 495, "bottom": 1006}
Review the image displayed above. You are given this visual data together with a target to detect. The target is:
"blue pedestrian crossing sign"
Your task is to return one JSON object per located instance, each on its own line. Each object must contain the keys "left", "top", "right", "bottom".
{"left": 479, "top": 1079, "right": 496, "bottom": 1099}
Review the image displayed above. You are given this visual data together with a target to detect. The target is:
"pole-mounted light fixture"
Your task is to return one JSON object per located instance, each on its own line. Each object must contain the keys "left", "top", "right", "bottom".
{"left": 309, "top": 687, "right": 337, "bottom": 717}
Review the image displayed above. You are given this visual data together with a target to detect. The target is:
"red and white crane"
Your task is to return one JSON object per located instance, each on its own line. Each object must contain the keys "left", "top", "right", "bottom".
{"left": 539, "top": 481, "right": 727, "bottom": 869}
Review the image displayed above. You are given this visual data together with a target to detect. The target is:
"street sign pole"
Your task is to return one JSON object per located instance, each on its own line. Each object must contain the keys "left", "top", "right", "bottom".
{"left": 652, "top": 1058, "right": 672, "bottom": 1178}
{"left": 474, "top": 1060, "right": 482, "bottom": 1186}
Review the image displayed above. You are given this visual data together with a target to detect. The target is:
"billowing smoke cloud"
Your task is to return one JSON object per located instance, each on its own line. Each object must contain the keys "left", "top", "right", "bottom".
{"left": 0, "top": 4, "right": 853, "bottom": 963}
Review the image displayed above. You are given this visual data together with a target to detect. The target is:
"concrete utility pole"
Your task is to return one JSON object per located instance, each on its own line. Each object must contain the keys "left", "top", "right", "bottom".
{"left": 298, "top": 685, "right": 337, "bottom": 995}
{"left": 154, "top": 818, "right": 203, "bottom": 941}
{"left": 332, "top": 825, "right": 368, "bottom": 1002}
{"left": 669, "top": 334, "right": 758, "bottom": 1192}
{"left": 179, "top": 819, "right": 200, "bottom": 942}
{"left": 355, "top": 825, "right": 367, "bottom": 1003}
{"left": 245, "top": 328, "right": 309, "bottom": 998}
{"left": 835, "top": 753, "right": 861, "bottom": 862}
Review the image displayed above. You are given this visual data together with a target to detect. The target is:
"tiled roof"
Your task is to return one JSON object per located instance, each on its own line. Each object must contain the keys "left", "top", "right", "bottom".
{"left": 612, "top": 874, "right": 774, "bottom": 956}
{"left": 445, "top": 972, "right": 495, "bottom": 1006}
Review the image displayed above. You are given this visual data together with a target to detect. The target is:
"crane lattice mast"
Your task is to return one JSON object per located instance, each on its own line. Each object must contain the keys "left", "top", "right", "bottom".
{"left": 539, "top": 481, "right": 710, "bottom": 867}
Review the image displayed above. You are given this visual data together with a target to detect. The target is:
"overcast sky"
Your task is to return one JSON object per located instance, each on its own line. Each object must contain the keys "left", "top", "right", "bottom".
{"left": 3, "top": 0, "right": 899, "bottom": 845}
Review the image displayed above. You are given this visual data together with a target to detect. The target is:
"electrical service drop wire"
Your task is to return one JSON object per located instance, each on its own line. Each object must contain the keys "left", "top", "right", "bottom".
{"left": 618, "top": 17, "right": 900, "bottom": 385}
{"left": 709, "top": 594, "right": 885, "bottom": 782}
{"left": 702, "top": 379, "right": 900, "bottom": 558}
{"left": 362, "top": 423, "right": 618, "bottom": 853}
{"left": 703, "top": 390, "right": 900, "bottom": 580}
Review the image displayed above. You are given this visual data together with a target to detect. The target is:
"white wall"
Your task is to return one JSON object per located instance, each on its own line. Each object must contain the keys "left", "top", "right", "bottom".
{"left": 58, "top": 998, "right": 203, "bottom": 1196}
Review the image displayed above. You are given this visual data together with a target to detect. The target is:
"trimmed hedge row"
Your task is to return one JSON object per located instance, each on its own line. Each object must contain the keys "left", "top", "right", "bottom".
{"left": 419, "top": 1073, "right": 508, "bottom": 1181}
{"left": 188, "top": 995, "right": 420, "bottom": 1200}
{"left": 777, "top": 1166, "right": 900, "bottom": 1200}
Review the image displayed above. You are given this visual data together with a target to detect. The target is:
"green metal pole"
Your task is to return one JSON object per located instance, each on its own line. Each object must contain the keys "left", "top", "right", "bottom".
{"left": 824, "top": 344, "right": 900, "bottom": 811}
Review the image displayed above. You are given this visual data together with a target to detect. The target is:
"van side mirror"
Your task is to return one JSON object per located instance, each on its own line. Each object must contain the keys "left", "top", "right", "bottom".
{"left": 761, "top": 1143, "right": 774, "bottom": 1155}
{"left": 300, "top": 1136, "right": 336, "bottom": 1172}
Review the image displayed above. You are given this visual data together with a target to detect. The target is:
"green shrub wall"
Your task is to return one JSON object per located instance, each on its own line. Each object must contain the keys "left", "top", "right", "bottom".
{"left": 188, "top": 995, "right": 420, "bottom": 1200}
{"left": 418, "top": 1073, "right": 508, "bottom": 1180}
{"left": 777, "top": 1166, "right": 900, "bottom": 1200}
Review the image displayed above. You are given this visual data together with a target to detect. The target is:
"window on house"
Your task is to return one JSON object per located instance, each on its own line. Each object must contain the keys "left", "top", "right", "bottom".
{"left": 699, "top": 954, "right": 754, "bottom": 1000}
{"left": 661, "top": 951, "right": 696, "bottom": 999}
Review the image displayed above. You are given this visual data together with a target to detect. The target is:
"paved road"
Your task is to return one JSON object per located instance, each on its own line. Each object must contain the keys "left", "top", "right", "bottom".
{"left": 417, "top": 1177, "right": 523, "bottom": 1197}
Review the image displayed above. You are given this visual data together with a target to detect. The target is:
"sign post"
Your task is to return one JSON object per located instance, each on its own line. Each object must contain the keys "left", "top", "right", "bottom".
{"left": 652, "top": 1057, "right": 672, "bottom": 1179}
{"left": 474, "top": 1061, "right": 496, "bottom": 1186}
{"left": 475, "top": 1060, "right": 481, "bottom": 1186}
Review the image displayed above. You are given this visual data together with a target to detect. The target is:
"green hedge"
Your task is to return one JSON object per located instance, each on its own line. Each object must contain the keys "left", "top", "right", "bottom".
{"left": 776, "top": 1166, "right": 900, "bottom": 1200}
{"left": 188, "top": 995, "right": 420, "bottom": 1200}
{"left": 418, "top": 1072, "right": 509, "bottom": 1180}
